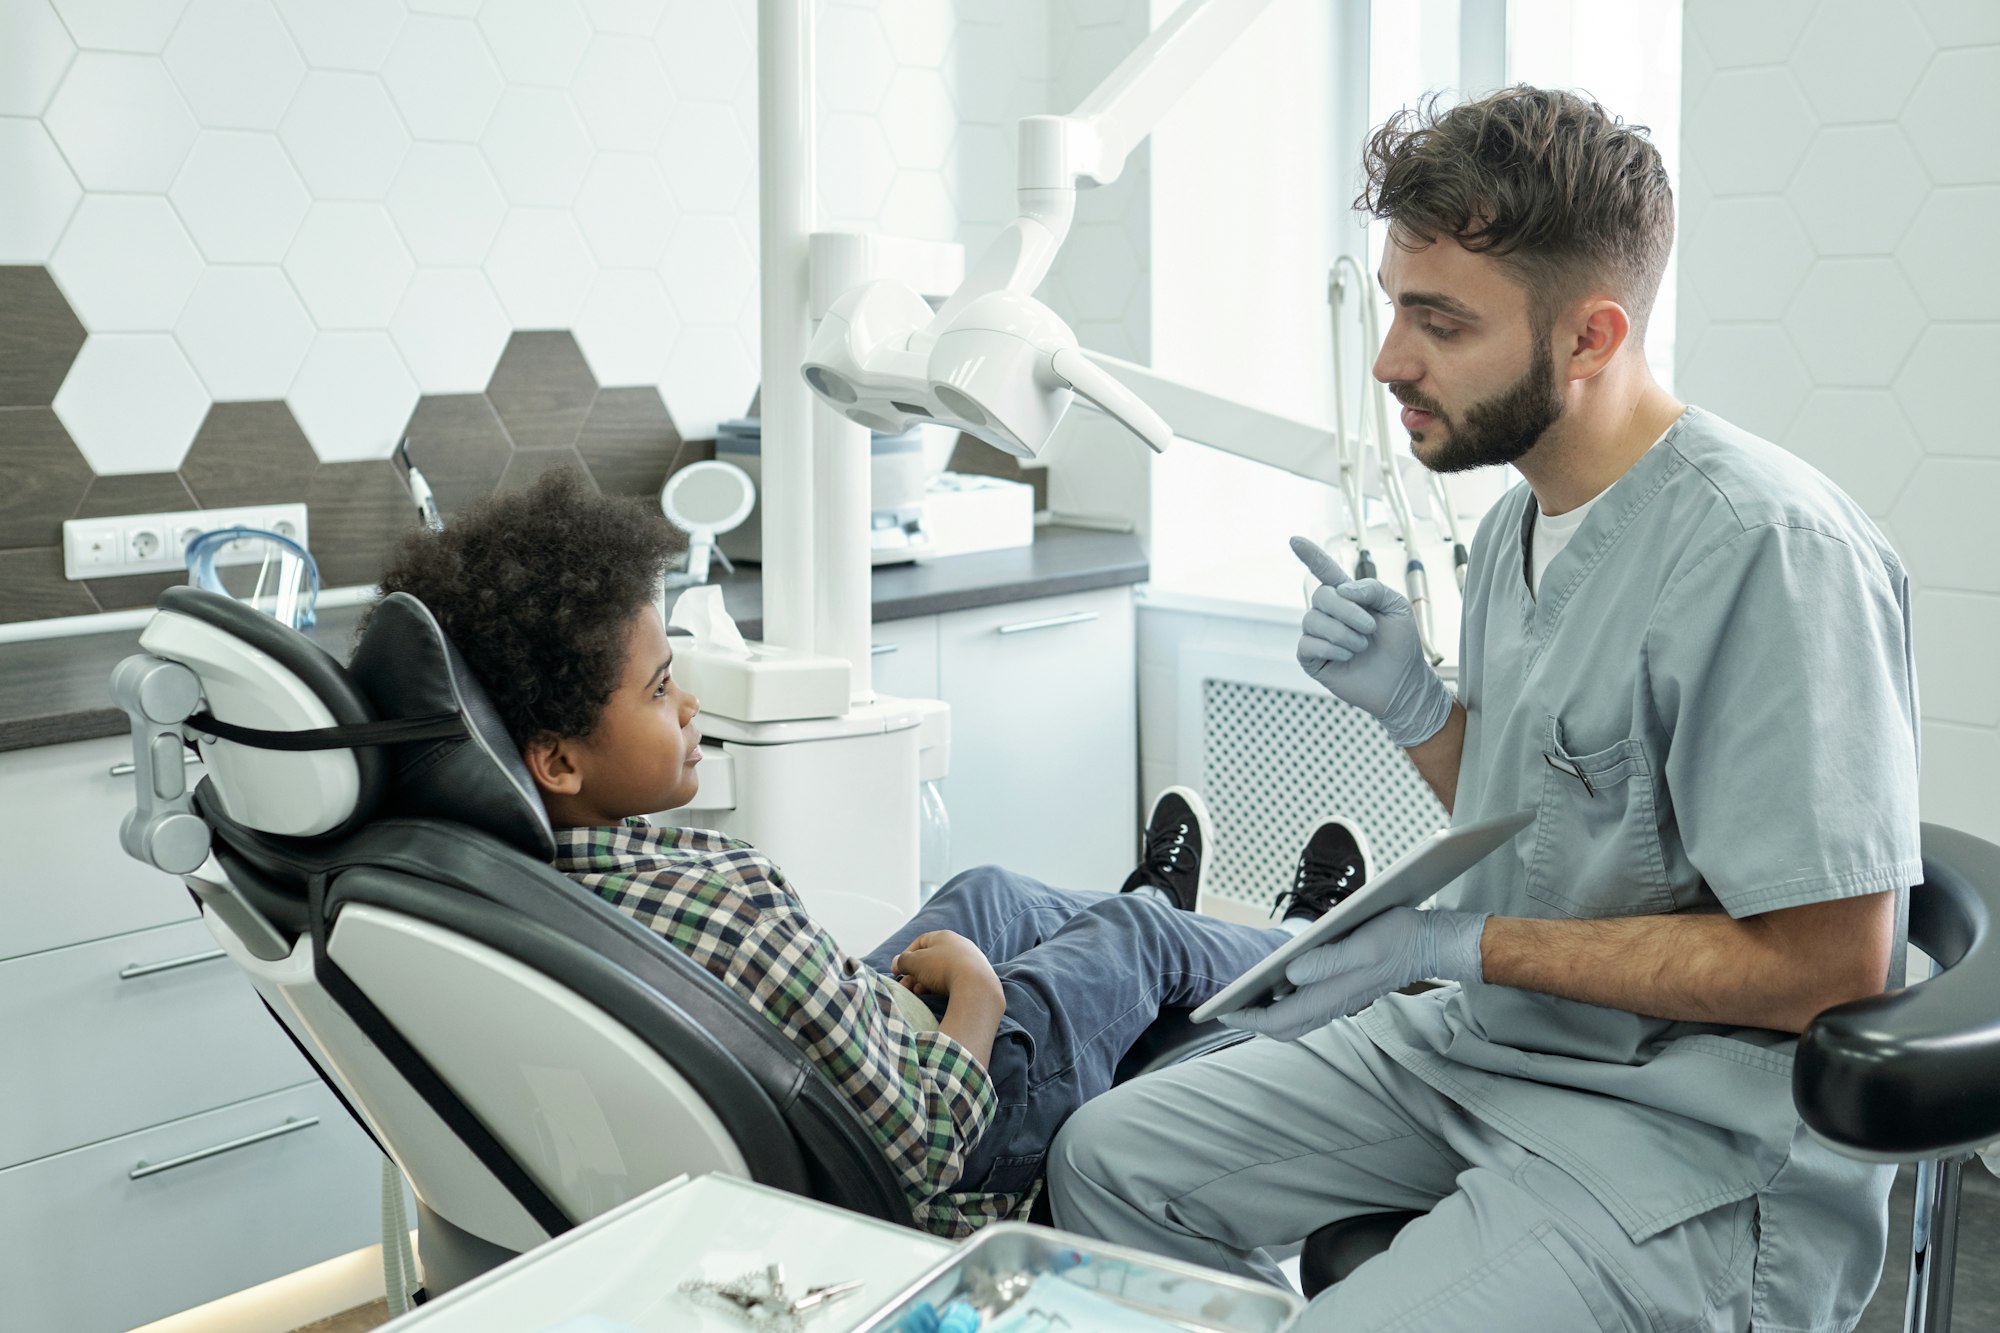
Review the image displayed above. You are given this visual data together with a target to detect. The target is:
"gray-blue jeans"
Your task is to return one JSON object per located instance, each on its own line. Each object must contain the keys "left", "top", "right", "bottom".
{"left": 863, "top": 865, "right": 1288, "bottom": 1196}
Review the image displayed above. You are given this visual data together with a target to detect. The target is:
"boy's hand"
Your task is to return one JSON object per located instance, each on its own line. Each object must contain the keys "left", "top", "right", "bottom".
{"left": 892, "top": 930, "right": 1000, "bottom": 1001}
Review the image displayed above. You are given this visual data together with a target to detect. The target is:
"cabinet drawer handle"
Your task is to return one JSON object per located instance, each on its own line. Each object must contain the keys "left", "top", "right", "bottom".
{"left": 870, "top": 643, "right": 900, "bottom": 656}
{"left": 119, "top": 948, "right": 227, "bottom": 980}
{"left": 108, "top": 752, "right": 201, "bottom": 778}
{"left": 996, "top": 610, "right": 1099, "bottom": 636}
{"left": 130, "top": 1116, "right": 320, "bottom": 1180}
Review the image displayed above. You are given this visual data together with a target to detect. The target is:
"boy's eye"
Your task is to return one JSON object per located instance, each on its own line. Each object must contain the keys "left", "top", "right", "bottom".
{"left": 654, "top": 676, "right": 671, "bottom": 698}
{"left": 1421, "top": 321, "right": 1459, "bottom": 341}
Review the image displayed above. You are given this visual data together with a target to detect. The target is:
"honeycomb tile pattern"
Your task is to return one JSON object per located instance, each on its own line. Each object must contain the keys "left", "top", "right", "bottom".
{"left": 1677, "top": 0, "right": 2000, "bottom": 842}
{"left": 3, "top": 0, "right": 1082, "bottom": 622}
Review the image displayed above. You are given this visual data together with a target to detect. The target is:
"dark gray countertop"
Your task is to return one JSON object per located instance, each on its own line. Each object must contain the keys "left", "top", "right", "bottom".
{"left": 0, "top": 526, "right": 1146, "bottom": 753}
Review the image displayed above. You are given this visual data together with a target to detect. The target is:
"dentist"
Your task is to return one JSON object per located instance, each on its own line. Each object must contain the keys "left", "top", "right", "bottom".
{"left": 1048, "top": 86, "right": 1921, "bottom": 1333}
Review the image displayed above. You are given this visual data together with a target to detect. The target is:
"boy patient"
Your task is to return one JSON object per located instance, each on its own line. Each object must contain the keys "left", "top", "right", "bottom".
{"left": 373, "top": 470, "right": 1362, "bottom": 1236}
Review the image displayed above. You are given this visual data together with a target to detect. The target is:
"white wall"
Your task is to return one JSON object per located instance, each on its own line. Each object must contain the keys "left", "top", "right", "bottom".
{"left": 1675, "top": 0, "right": 2000, "bottom": 843}
{"left": 0, "top": 0, "right": 1050, "bottom": 469}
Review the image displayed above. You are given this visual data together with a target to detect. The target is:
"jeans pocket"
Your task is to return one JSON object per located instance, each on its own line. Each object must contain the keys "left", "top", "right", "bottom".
{"left": 1527, "top": 715, "right": 1674, "bottom": 918}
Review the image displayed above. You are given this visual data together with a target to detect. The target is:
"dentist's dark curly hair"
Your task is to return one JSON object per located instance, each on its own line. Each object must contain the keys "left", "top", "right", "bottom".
{"left": 371, "top": 467, "right": 684, "bottom": 749}
{"left": 1359, "top": 84, "right": 1675, "bottom": 343}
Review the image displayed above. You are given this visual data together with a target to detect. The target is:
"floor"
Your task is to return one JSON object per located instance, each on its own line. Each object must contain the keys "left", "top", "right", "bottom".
{"left": 292, "top": 1165, "right": 1998, "bottom": 1332}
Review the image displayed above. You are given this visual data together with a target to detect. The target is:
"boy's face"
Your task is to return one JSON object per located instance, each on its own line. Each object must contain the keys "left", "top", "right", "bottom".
{"left": 528, "top": 604, "right": 704, "bottom": 825}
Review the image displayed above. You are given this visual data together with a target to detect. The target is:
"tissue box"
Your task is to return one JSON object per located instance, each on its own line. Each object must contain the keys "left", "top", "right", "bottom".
{"left": 672, "top": 640, "right": 851, "bottom": 723}
{"left": 921, "top": 472, "right": 1035, "bottom": 559}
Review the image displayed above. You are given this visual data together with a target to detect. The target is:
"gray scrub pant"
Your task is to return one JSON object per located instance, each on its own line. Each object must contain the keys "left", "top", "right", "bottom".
{"left": 1047, "top": 1019, "right": 1758, "bottom": 1333}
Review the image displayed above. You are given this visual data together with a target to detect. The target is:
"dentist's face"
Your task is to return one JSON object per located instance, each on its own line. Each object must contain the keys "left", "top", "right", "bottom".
{"left": 1372, "top": 232, "right": 1565, "bottom": 474}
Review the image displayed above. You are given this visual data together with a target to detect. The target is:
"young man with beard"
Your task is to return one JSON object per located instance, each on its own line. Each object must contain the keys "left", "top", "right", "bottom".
{"left": 1046, "top": 86, "right": 1920, "bottom": 1333}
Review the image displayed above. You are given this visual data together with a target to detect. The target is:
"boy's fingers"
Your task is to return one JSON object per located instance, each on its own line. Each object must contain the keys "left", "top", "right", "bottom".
{"left": 1290, "top": 536, "right": 1351, "bottom": 588}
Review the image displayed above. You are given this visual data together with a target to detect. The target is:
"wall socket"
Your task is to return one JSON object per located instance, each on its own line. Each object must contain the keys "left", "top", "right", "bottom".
{"left": 61, "top": 503, "right": 311, "bottom": 581}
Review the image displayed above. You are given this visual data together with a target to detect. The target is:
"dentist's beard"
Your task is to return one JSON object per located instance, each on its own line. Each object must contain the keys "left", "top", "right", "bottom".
{"left": 1400, "top": 338, "right": 1564, "bottom": 474}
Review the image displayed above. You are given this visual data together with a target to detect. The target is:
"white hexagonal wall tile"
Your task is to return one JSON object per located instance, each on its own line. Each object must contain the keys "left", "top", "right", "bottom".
{"left": 1787, "top": 127, "right": 1930, "bottom": 257}
{"left": 659, "top": 99, "right": 754, "bottom": 211}
{"left": 571, "top": 33, "right": 674, "bottom": 152}
{"left": 1784, "top": 389, "right": 1922, "bottom": 517}
{"left": 949, "top": 122, "right": 1015, "bottom": 229}
{"left": 279, "top": 72, "right": 410, "bottom": 199}
{"left": 169, "top": 131, "right": 310, "bottom": 262}
{"left": 1899, "top": 187, "right": 2000, "bottom": 321}
{"left": 0, "top": 120, "right": 82, "bottom": 264}
{"left": 409, "top": 0, "right": 478, "bottom": 14}
{"left": 1676, "top": 324, "right": 1811, "bottom": 442}
{"left": 1782, "top": 260, "right": 1927, "bottom": 387}
{"left": 1674, "top": 286, "right": 1711, "bottom": 368}
{"left": 1791, "top": 0, "right": 1936, "bottom": 125}
{"left": 575, "top": 153, "right": 677, "bottom": 267}
{"left": 486, "top": 208, "right": 597, "bottom": 326}
{"left": 1891, "top": 458, "right": 2000, "bottom": 593}
{"left": 1055, "top": 23, "right": 1132, "bottom": 95}
{"left": 658, "top": 323, "right": 754, "bottom": 440}
{"left": 1685, "top": 0, "right": 1813, "bottom": 68}
{"left": 1681, "top": 69, "right": 1815, "bottom": 197}
{"left": 381, "top": 15, "right": 502, "bottom": 141}
{"left": 1894, "top": 324, "right": 2000, "bottom": 458}
{"left": 388, "top": 268, "right": 512, "bottom": 392}
{"left": 1674, "top": 158, "right": 1713, "bottom": 243}
{"left": 880, "top": 68, "right": 954, "bottom": 170}
{"left": 653, "top": 0, "right": 752, "bottom": 104}
{"left": 877, "top": 0, "right": 953, "bottom": 66}
{"left": 285, "top": 202, "right": 416, "bottom": 328}
{"left": 289, "top": 333, "right": 419, "bottom": 462}
{"left": 1903, "top": 48, "right": 2000, "bottom": 186}
{"left": 45, "top": 52, "right": 198, "bottom": 191}
{"left": 1919, "top": 722, "right": 2000, "bottom": 845}
{"left": 816, "top": 114, "right": 897, "bottom": 220}
{"left": 50, "top": 194, "right": 202, "bottom": 331}
{"left": 584, "top": 0, "right": 660, "bottom": 35}
{"left": 53, "top": 335, "right": 209, "bottom": 474}
{"left": 814, "top": 4, "right": 893, "bottom": 114}
{"left": 1060, "top": 224, "right": 1141, "bottom": 323}
{"left": 273, "top": 0, "right": 406, "bottom": 72}
{"left": 1913, "top": 590, "right": 2000, "bottom": 727}
{"left": 50, "top": 0, "right": 188, "bottom": 53}
{"left": 658, "top": 214, "right": 752, "bottom": 322}
{"left": 174, "top": 265, "right": 314, "bottom": 399}
{"left": 880, "top": 170, "right": 957, "bottom": 243}
{"left": 164, "top": 0, "right": 304, "bottom": 130}
{"left": 387, "top": 143, "right": 507, "bottom": 264}
{"left": 1682, "top": 197, "right": 1814, "bottom": 321}
{"left": 479, "top": 0, "right": 590, "bottom": 86}
{"left": 0, "top": 0, "right": 76, "bottom": 116}
{"left": 574, "top": 271, "right": 680, "bottom": 386}
{"left": 1913, "top": 0, "right": 2000, "bottom": 46}
{"left": 481, "top": 86, "right": 594, "bottom": 206}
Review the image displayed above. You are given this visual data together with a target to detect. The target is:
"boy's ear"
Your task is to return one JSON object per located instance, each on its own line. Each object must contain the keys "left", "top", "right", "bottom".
{"left": 522, "top": 734, "right": 584, "bottom": 797}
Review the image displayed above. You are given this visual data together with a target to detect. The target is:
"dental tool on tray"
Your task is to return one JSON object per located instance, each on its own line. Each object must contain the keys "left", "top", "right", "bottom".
{"left": 1328, "top": 254, "right": 1451, "bottom": 665}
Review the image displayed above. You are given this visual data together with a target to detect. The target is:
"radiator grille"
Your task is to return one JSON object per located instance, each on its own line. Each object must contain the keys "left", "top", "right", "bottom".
{"left": 1201, "top": 678, "right": 1447, "bottom": 910}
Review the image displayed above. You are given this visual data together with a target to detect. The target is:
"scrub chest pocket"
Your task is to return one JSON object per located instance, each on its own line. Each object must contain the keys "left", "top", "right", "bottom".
{"left": 1528, "top": 716, "right": 1675, "bottom": 918}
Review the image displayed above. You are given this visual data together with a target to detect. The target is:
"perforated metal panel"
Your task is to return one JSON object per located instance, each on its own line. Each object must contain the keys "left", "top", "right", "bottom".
{"left": 1200, "top": 678, "right": 1447, "bottom": 911}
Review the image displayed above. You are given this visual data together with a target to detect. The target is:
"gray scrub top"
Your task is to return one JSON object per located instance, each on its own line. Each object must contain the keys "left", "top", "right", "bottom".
{"left": 1349, "top": 406, "right": 1922, "bottom": 1332}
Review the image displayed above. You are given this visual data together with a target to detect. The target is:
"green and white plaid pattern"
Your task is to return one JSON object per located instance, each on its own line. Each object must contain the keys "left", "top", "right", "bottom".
{"left": 552, "top": 821, "right": 1027, "bottom": 1236}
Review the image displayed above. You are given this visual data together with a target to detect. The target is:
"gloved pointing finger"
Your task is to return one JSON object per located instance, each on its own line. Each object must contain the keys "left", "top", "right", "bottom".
{"left": 1291, "top": 535, "right": 1351, "bottom": 588}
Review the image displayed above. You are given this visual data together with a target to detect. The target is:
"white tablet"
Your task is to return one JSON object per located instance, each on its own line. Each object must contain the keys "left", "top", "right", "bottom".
{"left": 1190, "top": 808, "right": 1536, "bottom": 1024}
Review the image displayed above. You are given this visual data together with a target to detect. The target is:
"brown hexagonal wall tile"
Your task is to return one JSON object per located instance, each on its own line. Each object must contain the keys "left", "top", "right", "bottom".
{"left": 0, "top": 408, "right": 92, "bottom": 549}
{"left": 180, "top": 401, "right": 319, "bottom": 509}
{"left": 0, "top": 547, "right": 96, "bottom": 623}
{"left": 0, "top": 268, "right": 88, "bottom": 407}
{"left": 403, "top": 393, "right": 513, "bottom": 519}
{"left": 575, "top": 385, "right": 681, "bottom": 499}
{"left": 308, "top": 458, "right": 422, "bottom": 590}
{"left": 497, "top": 447, "right": 598, "bottom": 495}
{"left": 485, "top": 331, "right": 597, "bottom": 452}
{"left": 74, "top": 471, "right": 199, "bottom": 519}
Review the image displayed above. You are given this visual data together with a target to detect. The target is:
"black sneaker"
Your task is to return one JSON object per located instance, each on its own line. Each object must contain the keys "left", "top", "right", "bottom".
{"left": 1271, "top": 817, "right": 1372, "bottom": 924}
{"left": 1119, "top": 786, "right": 1212, "bottom": 912}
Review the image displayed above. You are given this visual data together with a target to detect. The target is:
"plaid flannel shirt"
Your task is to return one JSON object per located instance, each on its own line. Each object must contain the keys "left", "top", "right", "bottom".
{"left": 552, "top": 820, "right": 1027, "bottom": 1236}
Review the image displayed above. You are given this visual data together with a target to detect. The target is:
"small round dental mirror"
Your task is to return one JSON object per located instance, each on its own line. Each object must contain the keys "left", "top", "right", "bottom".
{"left": 662, "top": 459, "right": 755, "bottom": 586}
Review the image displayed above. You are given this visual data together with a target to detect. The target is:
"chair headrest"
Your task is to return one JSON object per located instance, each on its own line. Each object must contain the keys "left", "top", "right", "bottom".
{"left": 347, "top": 593, "right": 556, "bottom": 862}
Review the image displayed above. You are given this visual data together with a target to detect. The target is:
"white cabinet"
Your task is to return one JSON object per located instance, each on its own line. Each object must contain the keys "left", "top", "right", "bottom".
{"left": 926, "top": 586, "right": 1138, "bottom": 894}
{"left": 866, "top": 616, "right": 939, "bottom": 702}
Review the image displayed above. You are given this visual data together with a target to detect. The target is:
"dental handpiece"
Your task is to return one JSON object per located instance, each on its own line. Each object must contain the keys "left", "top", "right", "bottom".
{"left": 1406, "top": 558, "right": 1443, "bottom": 666}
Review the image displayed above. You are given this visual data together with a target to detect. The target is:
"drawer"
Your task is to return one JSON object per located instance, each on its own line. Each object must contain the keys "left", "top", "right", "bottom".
{"left": 868, "top": 614, "right": 940, "bottom": 700}
{"left": 0, "top": 917, "right": 313, "bottom": 1167}
{"left": 0, "top": 734, "right": 202, "bottom": 960}
{"left": 0, "top": 1081, "right": 383, "bottom": 1333}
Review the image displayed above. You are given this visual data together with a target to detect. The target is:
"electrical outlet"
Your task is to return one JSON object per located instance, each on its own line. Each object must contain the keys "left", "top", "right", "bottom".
{"left": 62, "top": 503, "right": 310, "bottom": 581}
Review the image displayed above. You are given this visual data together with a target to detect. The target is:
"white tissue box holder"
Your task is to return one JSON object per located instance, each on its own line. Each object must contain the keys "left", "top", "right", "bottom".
{"left": 672, "top": 640, "right": 851, "bottom": 723}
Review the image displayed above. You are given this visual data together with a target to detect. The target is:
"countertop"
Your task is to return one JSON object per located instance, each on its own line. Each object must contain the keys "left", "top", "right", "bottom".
{"left": 0, "top": 526, "right": 1146, "bottom": 753}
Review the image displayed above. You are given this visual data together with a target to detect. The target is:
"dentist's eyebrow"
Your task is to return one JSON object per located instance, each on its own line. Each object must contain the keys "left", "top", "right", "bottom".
{"left": 1376, "top": 270, "right": 1482, "bottom": 324}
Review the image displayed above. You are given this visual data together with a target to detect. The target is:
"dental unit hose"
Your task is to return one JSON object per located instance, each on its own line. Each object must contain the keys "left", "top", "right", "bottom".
{"left": 397, "top": 436, "right": 445, "bottom": 534}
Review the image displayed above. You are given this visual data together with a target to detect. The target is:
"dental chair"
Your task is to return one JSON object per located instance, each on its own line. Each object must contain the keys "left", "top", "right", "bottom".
{"left": 1298, "top": 823, "right": 2000, "bottom": 1333}
{"left": 113, "top": 586, "right": 1244, "bottom": 1295}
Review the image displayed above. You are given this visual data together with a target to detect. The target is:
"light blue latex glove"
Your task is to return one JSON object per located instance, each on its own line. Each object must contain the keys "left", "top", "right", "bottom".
{"left": 1220, "top": 906, "right": 1488, "bottom": 1041}
{"left": 1292, "top": 536, "right": 1454, "bottom": 749}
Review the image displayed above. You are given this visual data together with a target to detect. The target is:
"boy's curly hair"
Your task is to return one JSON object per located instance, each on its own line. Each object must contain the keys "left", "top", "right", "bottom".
{"left": 372, "top": 467, "right": 684, "bottom": 748}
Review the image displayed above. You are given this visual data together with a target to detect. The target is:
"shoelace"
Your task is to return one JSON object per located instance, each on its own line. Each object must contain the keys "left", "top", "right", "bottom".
{"left": 1270, "top": 856, "right": 1357, "bottom": 919}
{"left": 1129, "top": 818, "right": 1193, "bottom": 895}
